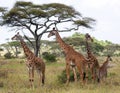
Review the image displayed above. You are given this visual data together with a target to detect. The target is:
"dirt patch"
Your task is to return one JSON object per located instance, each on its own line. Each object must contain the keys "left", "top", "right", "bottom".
{"left": 0, "top": 82, "right": 4, "bottom": 87}
{"left": 113, "top": 81, "right": 120, "bottom": 86}
{"left": 0, "top": 60, "right": 8, "bottom": 66}
{"left": 0, "top": 69, "right": 8, "bottom": 78}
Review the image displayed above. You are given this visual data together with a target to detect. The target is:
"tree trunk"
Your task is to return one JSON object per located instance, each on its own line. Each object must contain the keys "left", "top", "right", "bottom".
{"left": 34, "top": 40, "right": 40, "bottom": 57}
{"left": 15, "top": 46, "right": 18, "bottom": 58}
{"left": 34, "top": 36, "right": 42, "bottom": 57}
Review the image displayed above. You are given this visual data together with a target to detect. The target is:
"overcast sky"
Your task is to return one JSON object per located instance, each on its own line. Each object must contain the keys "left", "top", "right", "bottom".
{"left": 0, "top": 0, "right": 120, "bottom": 44}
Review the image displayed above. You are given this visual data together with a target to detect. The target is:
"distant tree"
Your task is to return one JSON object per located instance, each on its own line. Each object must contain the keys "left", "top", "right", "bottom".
{"left": 0, "top": 7, "right": 7, "bottom": 25}
{"left": 0, "top": 48, "right": 3, "bottom": 51}
{"left": 9, "top": 41, "right": 21, "bottom": 57}
{"left": 4, "top": 52, "right": 13, "bottom": 59}
{"left": 91, "top": 42, "right": 104, "bottom": 55}
{"left": 104, "top": 44, "right": 120, "bottom": 56}
{"left": 63, "top": 33, "right": 105, "bottom": 55}
{"left": 0, "top": 47, "right": 4, "bottom": 56}
{"left": 42, "top": 52, "right": 57, "bottom": 62}
{"left": 1, "top": 43, "right": 10, "bottom": 53}
{"left": 0, "top": 1, "right": 95, "bottom": 57}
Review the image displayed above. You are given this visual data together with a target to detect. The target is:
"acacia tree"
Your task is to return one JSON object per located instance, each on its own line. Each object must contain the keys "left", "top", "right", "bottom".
{"left": 9, "top": 41, "right": 21, "bottom": 58}
{"left": 0, "top": 7, "right": 6, "bottom": 25}
{"left": 1, "top": 1, "right": 95, "bottom": 56}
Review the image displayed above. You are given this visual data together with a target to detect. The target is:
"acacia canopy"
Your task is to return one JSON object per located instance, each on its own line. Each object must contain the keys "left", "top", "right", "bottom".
{"left": 1, "top": 1, "right": 95, "bottom": 56}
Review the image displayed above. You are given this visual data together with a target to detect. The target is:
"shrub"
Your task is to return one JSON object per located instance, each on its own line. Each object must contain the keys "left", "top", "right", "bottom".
{"left": 42, "top": 52, "right": 57, "bottom": 62}
{"left": 58, "top": 69, "right": 93, "bottom": 83}
{"left": 58, "top": 69, "right": 80, "bottom": 83}
{"left": 4, "top": 52, "right": 14, "bottom": 59}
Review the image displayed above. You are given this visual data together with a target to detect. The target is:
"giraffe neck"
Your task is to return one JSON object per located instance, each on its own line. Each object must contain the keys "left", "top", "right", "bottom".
{"left": 55, "top": 31, "right": 70, "bottom": 53}
{"left": 20, "top": 39, "right": 34, "bottom": 58}
{"left": 104, "top": 58, "right": 109, "bottom": 66}
{"left": 101, "top": 57, "right": 110, "bottom": 69}
{"left": 86, "top": 40, "right": 93, "bottom": 58}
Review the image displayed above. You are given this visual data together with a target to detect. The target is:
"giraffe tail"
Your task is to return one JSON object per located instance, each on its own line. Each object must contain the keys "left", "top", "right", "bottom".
{"left": 83, "top": 72, "right": 86, "bottom": 81}
{"left": 42, "top": 78, "right": 44, "bottom": 85}
{"left": 42, "top": 72, "right": 45, "bottom": 86}
{"left": 97, "top": 70, "right": 100, "bottom": 83}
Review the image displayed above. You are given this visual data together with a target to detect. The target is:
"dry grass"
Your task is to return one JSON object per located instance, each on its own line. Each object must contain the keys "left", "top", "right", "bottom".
{"left": 0, "top": 57, "right": 120, "bottom": 93}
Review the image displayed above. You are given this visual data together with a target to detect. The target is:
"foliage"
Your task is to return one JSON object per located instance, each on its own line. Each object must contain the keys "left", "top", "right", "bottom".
{"left": 91, "top": 42, "right": 104, "bottom": 55}
{"left": 42, "top": 32, "right": 120, "bottom": 56}
{"left": 39, "top": 32, "right": 120, "bottom": 57}
{"left": 0, "top": 7, "right": 7, "bottom": 25}
{"left": 58, "top": 69, "right": 93, "bottom": 84}
{"left": 9, "top": 41, "right": 20, "bottom": 47}
{"left": 42, "top": 52, "right": 57, "bottom": 62}
{"left": 103, "top": 44, "right": 120, "bottom": 56}
{"left": 62, "top": 33, "right": 105, "bottom": 55}
{"left": 58, "top": 69, "right": 80, "bottom": 83}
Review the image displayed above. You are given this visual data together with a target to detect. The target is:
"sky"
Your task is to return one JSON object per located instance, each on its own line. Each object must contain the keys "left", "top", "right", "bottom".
{"left": 0, "top": 0, "right": 120, "bottom": 44}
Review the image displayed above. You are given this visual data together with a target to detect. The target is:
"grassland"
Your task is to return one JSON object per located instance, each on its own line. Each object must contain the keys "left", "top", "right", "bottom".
{"left": 0, "top": 57, "right": 120, "bottom": 93}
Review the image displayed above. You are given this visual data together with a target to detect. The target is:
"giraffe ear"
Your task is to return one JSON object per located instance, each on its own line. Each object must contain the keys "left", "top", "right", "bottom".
{"left": 50, "top": 28, "right": 56, "bottom": 34}
{"left": 85, "top": 33, "right": 93, "bottom": 42}
{"left": 107, "top": 55, "right": 110, "bottom": 58}
{"left": 17, "top": 32, "right": 19, "bottom": 35}
{"left": 53, "top": 27, "right": 56, "bottom": 30}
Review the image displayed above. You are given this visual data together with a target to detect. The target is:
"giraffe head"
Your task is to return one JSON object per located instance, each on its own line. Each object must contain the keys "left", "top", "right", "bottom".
{"left": 48, "top": 27, "right": 57, "bottom": 38}
{"left": 11, "top": 32, "right": 23, "bottom": 41}
{"left": 107, "top": 55, "right": 112, "bottom": 61}
{"left": 85, "top": 33, "right": 93, "bottom": 42}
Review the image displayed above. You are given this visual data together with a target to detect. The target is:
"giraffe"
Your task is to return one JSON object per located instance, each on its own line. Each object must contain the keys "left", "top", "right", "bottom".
{"left": 48, "top": 28, "right": 89, "bottom": 85}
{"left": 11, "top": 32, "right": 45, "bottom": 88}
{"left": 85, "top": 33, "right": 99, "bottom": 82}
{"left": 98, "top": 55, "right": 112, "bottom": 83}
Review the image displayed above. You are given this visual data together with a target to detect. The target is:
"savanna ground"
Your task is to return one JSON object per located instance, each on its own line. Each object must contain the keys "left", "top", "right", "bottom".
{"left": 0, "top": 57, "right": 120, "bottom": 93}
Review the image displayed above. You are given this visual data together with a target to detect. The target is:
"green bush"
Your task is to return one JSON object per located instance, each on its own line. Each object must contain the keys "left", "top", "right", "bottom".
{"left": 42, "top": 52, "right": 57, "bottom": 62}
{"left": 108, "top": 72, "right": 117, "bottom": 77}
{"left": 58, "top": 69, "right": 93, "bottom": 83}
{"left": 58, "top": 69, "right": 80, "bottom": 83}
{"left": 4, "top": 52, "right": 14, "bottom": 59}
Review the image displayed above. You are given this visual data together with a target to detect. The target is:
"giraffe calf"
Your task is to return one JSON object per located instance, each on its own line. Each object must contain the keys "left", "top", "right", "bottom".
{"left": 98, "top": 55, "right": 112, "bottom": 83}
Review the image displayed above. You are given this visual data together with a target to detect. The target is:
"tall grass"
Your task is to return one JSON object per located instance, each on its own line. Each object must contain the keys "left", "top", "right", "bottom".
{"left": 0, "top": 57, "right": 120, "bottom": 93}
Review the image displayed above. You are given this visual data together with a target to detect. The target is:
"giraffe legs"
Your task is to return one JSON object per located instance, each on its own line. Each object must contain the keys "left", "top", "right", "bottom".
{"left": 89, "top": 64, "right": 96, "bottom": 83}
{"left": 84, "top": 64, "right": 89, "bottom": 83}
{"left": 37, "top": 69, "right": 45, "bottom": 86}
{"left": 105, "top": 69, "right": 107, "bottom": 77}
{"left": 66, "top": 58, "right": 78, "bottom": 85}
{"left": 91, "top": 68, "right": 95, "bottom": 81}
{"left": 28, "top": 66, "right": 34, "bottom": 89}
{"left": 66, "top": 57, "right": 86, "bottom": 85}
{"left": 66, "top": 66, "right": 79, "bottom": 84}
{"left": 91, "top": 67, "right": 100, "bottom": 83}
{"left": 72, "top": 67, "right": 77, "bottom": 82}
{"left": 41, "top": 69, "right": 45, "bottom": 85}
{"left": 66, "top": 62, "right": 70, "bottom": 85}
{"left": 37, "top": 70, "right": 42, "bottom": 86}
{"left": 76, "top": 64, "right": 85, "bottom": 85}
